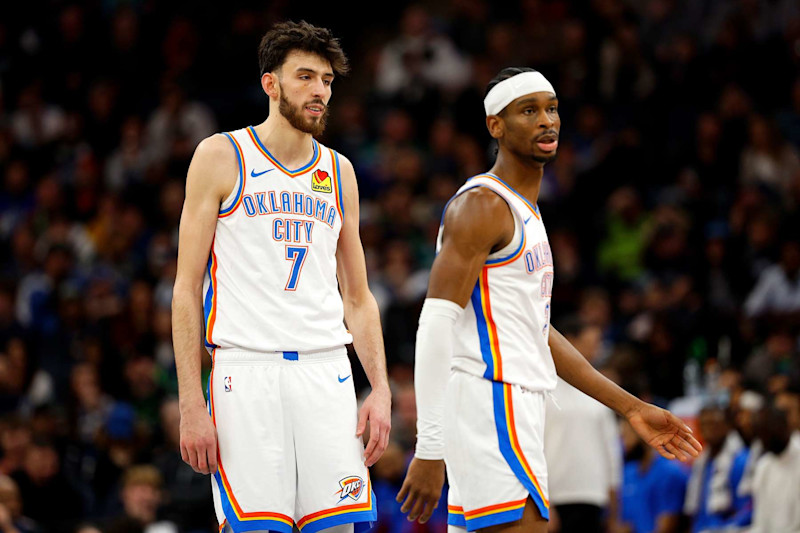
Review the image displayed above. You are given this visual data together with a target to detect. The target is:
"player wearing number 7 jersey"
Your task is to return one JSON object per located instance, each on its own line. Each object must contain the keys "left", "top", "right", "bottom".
{"left": 171, "top": 21, "right": 391, "bottom": 533}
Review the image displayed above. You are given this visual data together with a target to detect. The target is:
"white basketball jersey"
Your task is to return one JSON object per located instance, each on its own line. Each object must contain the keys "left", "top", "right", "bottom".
{"left": 202, "top": 126, "right": 353, "bottom": 354}
{"left": 438, "top": 173, "right": 557, "bottom": 392}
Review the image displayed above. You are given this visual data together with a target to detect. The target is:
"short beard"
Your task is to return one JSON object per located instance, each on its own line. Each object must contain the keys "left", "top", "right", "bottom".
{"left": 279, "top": 92, "right": 328, "bottom": 136}
{"left": 532, "top": 152, "right": 557, "bottom": 164}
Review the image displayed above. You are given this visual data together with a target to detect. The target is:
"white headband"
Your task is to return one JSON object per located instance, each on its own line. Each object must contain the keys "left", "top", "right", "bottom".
{"left": 483, "top": 71, "right": 556, "bottom": 116}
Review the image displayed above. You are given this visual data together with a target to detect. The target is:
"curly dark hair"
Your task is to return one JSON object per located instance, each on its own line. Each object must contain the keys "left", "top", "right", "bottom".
{"left": 258, "top": 20, "right": 350, "bottom": 77}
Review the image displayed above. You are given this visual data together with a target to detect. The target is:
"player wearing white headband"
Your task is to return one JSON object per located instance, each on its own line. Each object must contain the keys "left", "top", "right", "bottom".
{"left": 397, "top": 67, "right": 702, "bottom": 533}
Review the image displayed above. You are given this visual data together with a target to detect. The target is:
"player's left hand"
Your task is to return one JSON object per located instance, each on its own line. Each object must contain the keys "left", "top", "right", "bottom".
{"left": 627, "top": 402, "right": 703, "bottom": 461}
{"left": 397, "top": 457, "right": 445, "bottom": 524}
{"left": 357, "top": 385, "right": 391, "bottom": 466}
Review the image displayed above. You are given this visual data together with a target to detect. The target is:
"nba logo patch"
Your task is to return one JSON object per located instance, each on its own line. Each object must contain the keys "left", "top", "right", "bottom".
{"left": 311, "top": 169, "right": 332, "bottom": 193}
{"left": 335, "top": 476, "right": 364, "bottom": 502}
{"left": 224, "top": 376, "right": 232, "bottom": 392}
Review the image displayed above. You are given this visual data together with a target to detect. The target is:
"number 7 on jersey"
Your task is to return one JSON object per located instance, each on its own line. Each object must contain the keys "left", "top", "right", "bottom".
{"left": 284, "top": 245, "right": 308, "bottom": 291}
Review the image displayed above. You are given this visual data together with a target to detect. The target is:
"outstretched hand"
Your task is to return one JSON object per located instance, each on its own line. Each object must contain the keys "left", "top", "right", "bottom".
{"left": 627, "top": 403, "right": 703, "bottom": 461}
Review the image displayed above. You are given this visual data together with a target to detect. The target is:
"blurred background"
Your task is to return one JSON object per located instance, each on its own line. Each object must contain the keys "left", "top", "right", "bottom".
{"left": 1, "top": 1, "right": 800, "bottom": 532}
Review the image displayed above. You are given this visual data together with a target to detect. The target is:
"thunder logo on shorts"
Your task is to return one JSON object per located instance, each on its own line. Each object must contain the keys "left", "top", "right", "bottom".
{"left": 336, "top": 477, "right": 364, "bottom": 503}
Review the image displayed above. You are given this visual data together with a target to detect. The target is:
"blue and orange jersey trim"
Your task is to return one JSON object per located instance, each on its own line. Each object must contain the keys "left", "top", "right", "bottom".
{"left": 208, "top": 364, "right": 295, "bottom": 533}
{"left": 328, "top": 148, "right": 344, "bottom": 224}
{"left": 203, "top": 244, "right": 219, "bottom": 348}
{"left": 471, "top": 268, "right": 503, "bottom": 382}
{"left": 247, "top": 126, "right": 321, "bottom": 177}
{"left": 296, "top": 477, "right": 376, "bottom": 533}
{"left": 328, "top": 148, "right": 345, "bottom": 223}
{"left": 220, "top": 132, "right": 246, "bottom": 218}
{"left": 469, "top": 173, "right": 540, "bottom": 220}
{"left": 438, "top": 179, "right": 527, "bottom": 267}
{"left": 448, "top": 498, "right": 528, "bottom": 530}
{"left": 492, "top": 382, "right": 549, "bottom": 520}
{"left": 485, "top": 231, "right": 526, "bottom": 268}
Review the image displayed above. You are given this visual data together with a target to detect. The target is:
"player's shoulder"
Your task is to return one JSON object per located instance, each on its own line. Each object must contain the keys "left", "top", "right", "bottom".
{"left": 191, "top": 133, "right": 241, "bottom": 175}
{"left": 194, "top": 133, "right": 237, "bottom": 159}
{"left": 187, "top": 133, "right": 239, "bottom": 195}
{"left": 442, "top": 184, "right": 513, "bottom": 248}
{"left": 447, "top": 184, "right": 511, "bottom": 222}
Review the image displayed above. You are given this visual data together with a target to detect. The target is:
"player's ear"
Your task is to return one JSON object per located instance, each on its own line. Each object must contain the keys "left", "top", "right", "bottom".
{"left": 486, "top": 115, "right": 504, "bottom": 140}
{"left": 262, "top": 72, "right": 280, "bottom": 100}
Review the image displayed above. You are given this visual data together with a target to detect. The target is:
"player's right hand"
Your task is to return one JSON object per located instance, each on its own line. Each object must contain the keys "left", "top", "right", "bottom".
{"left": 179, "top": 404, "right": 219, "bottom": 475}
{"left": 396, "top": 457, "right": 445, "bottom": 524}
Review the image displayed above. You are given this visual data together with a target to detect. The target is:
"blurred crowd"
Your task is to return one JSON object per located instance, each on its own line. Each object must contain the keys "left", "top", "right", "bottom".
{"left": 1, "top": 0, "right": 800, "bottom": 532}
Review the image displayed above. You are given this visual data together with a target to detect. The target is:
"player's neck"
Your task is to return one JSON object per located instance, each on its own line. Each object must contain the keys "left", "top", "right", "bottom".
{"left": 252, "top": 116, "right": 316, "bottom": 168}
{"left": 489, "top": 152, "right": 545, "bottom": 206}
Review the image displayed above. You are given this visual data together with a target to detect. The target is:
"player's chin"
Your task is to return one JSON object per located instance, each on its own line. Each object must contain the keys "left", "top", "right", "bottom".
{"left": 532, "top": 150, "right": 557, "bottom": 164}
{"left": 309, "top": 118, "right": 327, "bottom": 136}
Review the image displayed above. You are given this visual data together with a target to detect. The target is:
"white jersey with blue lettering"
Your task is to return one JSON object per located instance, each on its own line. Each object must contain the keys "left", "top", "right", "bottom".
{"left": 202, "top": 126, "right": 353, "bottom": 354}
{"left": 438, "top": 173, "right": 557, "bottom": 392}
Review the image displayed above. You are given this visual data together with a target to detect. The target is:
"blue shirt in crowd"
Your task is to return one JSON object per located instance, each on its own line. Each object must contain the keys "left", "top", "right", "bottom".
{"left": 620, "top": 455, "right": 689, "bottom": 533}
{"left": 691, "top": 449, "right": 752, "bottom": 532}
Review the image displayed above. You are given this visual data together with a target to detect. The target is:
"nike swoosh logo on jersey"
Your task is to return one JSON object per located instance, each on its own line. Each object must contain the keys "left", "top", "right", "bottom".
{"left": 338, "top": 374, "right": 351, "bottom": 383}
{"left": 251, "top": 168, "right": 274, "bottom": 177}
{"left": 524, "top": 216, "right": 532, "bottom": 224}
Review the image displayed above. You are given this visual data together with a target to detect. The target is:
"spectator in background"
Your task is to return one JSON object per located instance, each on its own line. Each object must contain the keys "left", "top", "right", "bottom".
{"left": 597, "top": 187, "right": 650, "bottom": 284}
{"left": 105, "top": 465, "right": 177, "bottom": 533}
{"left": 374, "top": 4, "right": 471, "bottom": 100}
{"left": 0, "top": 418, "right": 30, "bottom": 477}
{"left": 11, "top": 439, "right": 85, "bottom": 532}
{"left": 144, "top": 80, "right": 216, "bottom": 169}
{"left": 774, "top": 387, "right": 800, "bottom": 446}
{"left": 750, "top": 406, "right": 800, "bottom": 532}
{"left": 123, "top": 354, "right": 167, "bottom": 429}
{"left": 390, "top": 379, "right": 417, "bottom": 452}
{"left": 777, "top": 77, "right": 800, "bottom": 148}
{"left": 68, "top": 362, "right": 113, "bottom": 445}
{"left": 739, "top": 114, "right": 800, "bottom": 197}
{"left": 0, "top": 475, "right": 40, "bottom": 533}
{"left": 730, "top": 390, "right": 765, "bottom": 504}
{"left": 104, "top": 117, "right": 151, "bottom": 194}
{"left": 10, "top": 82, "right": 66, "bottom": 150}
{"left": 14, "top": 243, "right": 74, "bottom": 333}
{"left": 742, "top": 325, "right": 800, "bottom": 394}
{"left": 743, "top": 240, "right": 800, "bottom": 322}
{"left": 74, "top": 401, "right": 143, "bottom": 517}
{"left": 544, "top": 317, "right": 621, "bottom": 533}
{"left": 598, "top": 21, "right": 656, "bottom": 105}
{"left": 618, "top": 418, "right": 688, "bottom": 533}
{"left": 683, "top": 405, "right": 751, "bottom": 532}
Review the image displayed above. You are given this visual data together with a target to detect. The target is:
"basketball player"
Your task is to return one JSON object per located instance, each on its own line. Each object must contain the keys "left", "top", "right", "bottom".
{"left": 396, "top": 68, "right": 702, "bottom": 533}
{"left": 171, "top": 21, "right": 391, "bottom": 533}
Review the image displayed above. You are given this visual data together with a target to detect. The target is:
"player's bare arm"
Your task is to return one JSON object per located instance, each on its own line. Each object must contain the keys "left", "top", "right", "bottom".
{"left": 172, "top": 134, "right": 237, "bottom": 475}
{"left": 398, "top": 187, "right": 514, "bottom": 523}
{"left": 548, "top": 328, "right": 702, "bottom": 461}
{"left": 335, "top": 154, "right": 392, "bottom": 467}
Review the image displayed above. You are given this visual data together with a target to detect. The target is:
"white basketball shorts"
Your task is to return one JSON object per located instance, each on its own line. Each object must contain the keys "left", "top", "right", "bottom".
{"left": 445, "top": 371, "right": 550, "bottom": 531}
{"left": 207, "top": 347, "right": 376, "bottom": 533}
